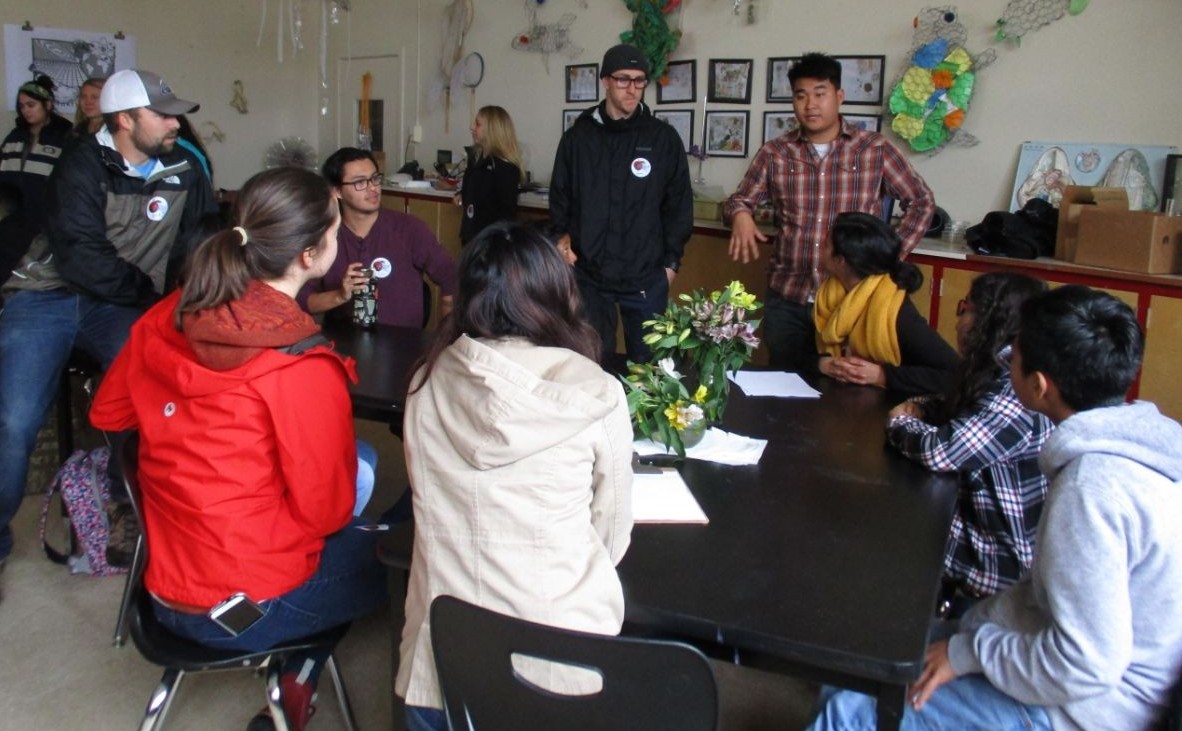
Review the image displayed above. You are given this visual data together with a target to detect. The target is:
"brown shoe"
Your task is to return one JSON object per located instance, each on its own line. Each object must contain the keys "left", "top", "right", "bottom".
{"left": 105, "top": 502, "right": 139, "bottom": 568}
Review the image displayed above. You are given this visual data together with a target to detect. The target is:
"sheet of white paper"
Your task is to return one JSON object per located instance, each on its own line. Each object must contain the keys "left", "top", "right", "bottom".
{"left": 632, "top": 427, "right": 767, "bottom": 466}
{"left": 632, "top": 469, "right": 709, "bottom": 524}
{"left": 728, "top": 371, "right": 821, "bottom": 398}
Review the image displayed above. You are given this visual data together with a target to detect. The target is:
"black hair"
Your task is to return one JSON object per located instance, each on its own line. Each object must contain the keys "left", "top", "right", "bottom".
{"left": 14, "top": 74, "right": 56, "bottom": 129}
{"left": 788, "top": 53, "right": 842, "bottom": 90}
{"left": 322, "top": 147, "right": 380, "bottom": 186}
{"left": 1015, "top": 285, "right": 1143, "bottom": 412}
{"left": 409, "top": 221, "right": 599, "bottom": 392}
{"left": 176, "top": 115, "right": 213, "bottom": 179}
{"left": 526, "top": 218, "right": 565, "bottom": 245}
{"left": 934, "top": 272, "right": 1047, "bottom": 424}
{"left": 829, "top": 211, "right": 922, "bottom": 293}
{"left": 177, "top": 167, "right": 336, "bottom": 326}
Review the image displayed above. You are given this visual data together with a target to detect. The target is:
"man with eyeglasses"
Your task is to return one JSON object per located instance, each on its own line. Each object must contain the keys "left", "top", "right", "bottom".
{"left": 550, "top": 43, "right": 693, "bottom": 363}
{"left": 301, "top": 147, "right": 457, "bottom": 328}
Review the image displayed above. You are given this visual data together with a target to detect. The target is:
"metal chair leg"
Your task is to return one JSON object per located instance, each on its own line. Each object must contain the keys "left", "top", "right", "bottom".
{"left": 265, "top": 659, "right": 291, "bottom": 731}
{"left": 112, "top": 535, "right": 144, "bottom": 646}
{"left": 325, "top": 654, "right": 361, "bottom": 731}
{"left": 139, "top": 667, "right": 185, "bottom": 731}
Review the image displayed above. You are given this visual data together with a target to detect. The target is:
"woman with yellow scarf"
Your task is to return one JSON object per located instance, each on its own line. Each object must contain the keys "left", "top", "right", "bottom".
{"left": 814, "top": 212, "right": 958, "bottom": 395}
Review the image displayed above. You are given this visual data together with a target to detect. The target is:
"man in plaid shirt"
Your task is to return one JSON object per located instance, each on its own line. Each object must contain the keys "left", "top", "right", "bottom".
{"left": 724, "top": 52, "right": 935, "bottom": 373}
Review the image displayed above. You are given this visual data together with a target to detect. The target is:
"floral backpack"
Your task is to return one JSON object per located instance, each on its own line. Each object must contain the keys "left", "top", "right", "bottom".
{"left": 37, "top": 447, "right": 126, "bottom": 576}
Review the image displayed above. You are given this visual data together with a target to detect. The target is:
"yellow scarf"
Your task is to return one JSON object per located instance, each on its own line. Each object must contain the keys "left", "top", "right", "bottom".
{"left": 813, "top": 273, "right": 904, "bottom": 365}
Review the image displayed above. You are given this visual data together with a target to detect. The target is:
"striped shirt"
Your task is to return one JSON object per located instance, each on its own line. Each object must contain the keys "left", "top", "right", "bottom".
{"left": 887, "top": 362, "right": 1052, "bottom": 597}
{"left": 723, "top": 120, "right": 935, "bottom": 304}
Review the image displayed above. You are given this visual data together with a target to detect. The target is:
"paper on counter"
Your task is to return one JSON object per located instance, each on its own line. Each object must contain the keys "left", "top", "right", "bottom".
{"left": 728, "top": 371, "right": 821, "bottom": 398}
{"left": 632, "top": 468, "right": 708, "bottom": 524}
{"left": 632, "top": 427, "right": 767, "bottom": 466}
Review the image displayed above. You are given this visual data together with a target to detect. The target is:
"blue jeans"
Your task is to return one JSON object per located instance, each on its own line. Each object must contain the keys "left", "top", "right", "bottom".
{"left": 405, "top": 705, "right": 447, "bottom": 731}
{"left": 576, "top": 268, "right": 669, "bottom": 363}
{"left": 762, "top": 291, "right": 818, "bottom": 374}
{"left": 807, "top": 677, "right": 1053, "bottom": 731}
{"left": 152, "top": 516, "right": 387, "bottom": 680}
{"left": 0, "top": 289, "right": 143, "bottom": 561}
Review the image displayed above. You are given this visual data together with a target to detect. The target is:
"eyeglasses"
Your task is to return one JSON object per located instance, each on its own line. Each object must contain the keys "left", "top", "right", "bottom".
{"left": 344, "top": 173, "right": 384, "bottom": 191}
{"left": 956, "top": 298, "right": 973, "bottom": 317}
{"left": 608, "top": 75, "right": 649, "bottom": 89}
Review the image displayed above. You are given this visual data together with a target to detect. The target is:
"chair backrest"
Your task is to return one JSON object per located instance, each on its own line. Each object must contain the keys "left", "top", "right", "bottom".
{"left": 429, "top": 595, "right": 718, "bottom": 731}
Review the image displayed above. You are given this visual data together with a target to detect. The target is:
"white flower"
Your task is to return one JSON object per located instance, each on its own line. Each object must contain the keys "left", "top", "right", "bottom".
{"left": 657, "top": 357, "right": 681, "bottom": 380}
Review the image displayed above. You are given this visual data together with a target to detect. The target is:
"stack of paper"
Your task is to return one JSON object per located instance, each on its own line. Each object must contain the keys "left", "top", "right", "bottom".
{"left": 632, "top": 468, "right": 709, "bottom": 524}
{"left": 632, "top": 428, "right": 767, "bottom": 466}
{"left": 728, "top": 371, "right": 821, "bottom": 398}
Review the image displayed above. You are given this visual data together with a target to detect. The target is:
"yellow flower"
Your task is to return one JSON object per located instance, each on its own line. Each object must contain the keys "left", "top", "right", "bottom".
{"left": 664, "top": 401, "right": 689, "bottom": 429}
{"left": 693, "top": 385, "right": 708, "bottom": 403}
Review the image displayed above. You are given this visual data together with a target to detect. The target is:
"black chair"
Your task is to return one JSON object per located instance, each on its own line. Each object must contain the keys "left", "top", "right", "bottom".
{"left": 119, "top": 435, "right": 360, "bottom": 731}
{"left": 429, "top": 594, "right": 719, "bottom": 731}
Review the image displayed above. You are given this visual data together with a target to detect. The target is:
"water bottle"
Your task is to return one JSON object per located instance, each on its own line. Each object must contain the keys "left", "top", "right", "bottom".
{"left": 352, "top": 268, "right": 378, "bottom": 328}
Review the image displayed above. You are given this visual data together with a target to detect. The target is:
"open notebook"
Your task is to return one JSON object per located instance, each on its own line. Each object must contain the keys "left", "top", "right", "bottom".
{"left": 631, "top": 468, "right": 709, "bottom": 524}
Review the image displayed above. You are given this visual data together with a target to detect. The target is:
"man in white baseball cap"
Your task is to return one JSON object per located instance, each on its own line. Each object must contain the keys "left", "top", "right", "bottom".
{"left": 0, "top": 68, "right": 216, "bottom": 575}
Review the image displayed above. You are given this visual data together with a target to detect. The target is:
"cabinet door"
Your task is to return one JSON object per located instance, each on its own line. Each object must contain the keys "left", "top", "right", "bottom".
{"left": 911, "top": 262, "right": 934, "bottom": 325}
{"left": 1139, "top": 295, "right": 1182, "bottom": 422}
{"left": 936, "top": 267, "right": 976, "bottom": 347}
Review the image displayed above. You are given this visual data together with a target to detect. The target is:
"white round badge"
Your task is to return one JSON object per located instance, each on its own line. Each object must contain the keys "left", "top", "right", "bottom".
{"left": 631, "top": 157, "right": 652, "bottom": 178}
{"left": 370, "top": 257, "right": 393, "bottom": 279}
{"left": 466, "top": 204, "right": 475, "bottom": 219}
{"left": 146, "top": 196, "right": 169, "bottom": 221}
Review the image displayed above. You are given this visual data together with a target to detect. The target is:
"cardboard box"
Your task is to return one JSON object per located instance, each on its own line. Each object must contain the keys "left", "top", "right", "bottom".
{"left": 1074, "top": 208, "right": 1182, "bottom": 274}
{"left": 693, "top": 199, "right": 721, "bottom": 222}
{"left": 1056, "top": 186, "right": 1128, "bottom": 261}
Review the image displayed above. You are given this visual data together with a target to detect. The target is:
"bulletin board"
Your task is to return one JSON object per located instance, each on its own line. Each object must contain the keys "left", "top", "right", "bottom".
{"left": 4, "top": 24, "right": 136, "bottom": 116}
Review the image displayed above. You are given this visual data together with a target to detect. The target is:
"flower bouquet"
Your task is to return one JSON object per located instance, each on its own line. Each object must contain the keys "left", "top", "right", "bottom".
{"left": 620, "top": 280, "right": 762, "bottom": 456}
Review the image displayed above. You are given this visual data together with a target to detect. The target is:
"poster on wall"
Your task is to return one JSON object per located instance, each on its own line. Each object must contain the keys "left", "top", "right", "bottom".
{"left": 1011, "top": 141, "right": 1178, "bottom": 213}
{"left": 4, "top": 24, "right": 136, "bottom": 115}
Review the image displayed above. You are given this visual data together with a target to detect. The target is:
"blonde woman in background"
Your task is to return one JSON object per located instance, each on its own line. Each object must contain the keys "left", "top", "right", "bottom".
{"left": 458, "top": 105, "right": 523, "bottom": 245}
{"left": 72, "top": 77, "right": 105, "bottom": 136}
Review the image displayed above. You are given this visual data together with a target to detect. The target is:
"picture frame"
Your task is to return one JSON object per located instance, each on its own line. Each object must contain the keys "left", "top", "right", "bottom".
{"left": 707, "top": 59, "right": 753, "bottom": 104}
{"left": 766, "top": 57, "right": 799, "bottom": 102}
{"left": 562, "top": 109, "right": 581, "bottom": 133}
{"left": 834, "top": 55, "right": 885, "bottom": 106}
{"left": 565, "top": 63, "right": 599, "bottom": 104}
{"left": 842, "top": 113, "right": 882, "bottom": 133}
{"left": 657, "top": 59, "right": 696, "bottom": 104}
{"left": 763, "top": 110, "right": 798, "bottom": 143}
{"left": 1163, "top": 154, "right": 1182, "bottom": 213}
{"left": 704, "top": 110, "right": 749, "bottom": 157}
{"left": 654, "top": 109, "right": 695, "bottom": 152}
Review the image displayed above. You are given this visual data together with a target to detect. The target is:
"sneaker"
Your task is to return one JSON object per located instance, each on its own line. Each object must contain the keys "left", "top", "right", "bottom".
{"left": 105, "top": 502, "right": 139, "bottom": 569}
{"left": 279, "top": 670, "right": 318, "bottom": 731}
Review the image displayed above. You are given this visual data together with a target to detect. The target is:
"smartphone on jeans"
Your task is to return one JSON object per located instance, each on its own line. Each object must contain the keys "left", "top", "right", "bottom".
{"left": 209, "top": 592, "right": 266, "bottom": 636}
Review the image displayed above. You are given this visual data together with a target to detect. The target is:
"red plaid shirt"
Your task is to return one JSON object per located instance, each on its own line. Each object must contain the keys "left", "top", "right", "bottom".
{"left": 723, "top": 120, "right": 935, "bottom": 304}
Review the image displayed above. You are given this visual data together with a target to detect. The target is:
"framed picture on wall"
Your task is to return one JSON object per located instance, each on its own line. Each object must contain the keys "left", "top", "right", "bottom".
{"left": 562, "top": 109, "right": 581, "bottom": 133}
{"left": 1163, "top": 154, "right": 1182, "bottom": 213}
{"left": 657, "top": 60, "right": 696, "bottom": 104}
{"left": 565, "top": 63, "right": 599, "bottom": 103}
{"left": 834, "top": 55, "right": 885, "bottom": 106}
{"left": 704, "top": 110, "right": 749, "bottom": 157}
{"left": 763, "top": 110, "right": 798, "bottom": 143}
{"left": 654, "top": 109, "right": 695, "bottom": 152}
{"left": 707, "top": 59, "right": 753, "bottom": 104}
{"left": 766, "top": 57, "right": 800, "bottom": 102}
{"left": 842, "top": 113, "right": 882, "bottom": 133}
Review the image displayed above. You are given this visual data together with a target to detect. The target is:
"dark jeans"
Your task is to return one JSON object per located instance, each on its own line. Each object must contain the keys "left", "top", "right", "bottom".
{"left": 152, "top": 517, "right": 388, "bottom": 682}
{"left": 762, "top": 291, "right": 819, "bottom": 375}
{"left": 577, "top": 268, "right": 669, "bottom": 363}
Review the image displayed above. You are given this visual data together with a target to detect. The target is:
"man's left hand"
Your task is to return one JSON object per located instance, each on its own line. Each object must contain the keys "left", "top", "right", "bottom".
{"left": 910, "top": 639, "right": 957, "bottom": 710}
{"left": 829, "top": 356, "right": 886, "bottom": 388}
{"left": 665, "top": 267, "right": 677, "bottom": 285}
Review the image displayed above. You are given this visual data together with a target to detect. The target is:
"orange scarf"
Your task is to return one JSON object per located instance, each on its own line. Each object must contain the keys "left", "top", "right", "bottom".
{"left": 813, "top": 273, "right": 904, "bottom": 365}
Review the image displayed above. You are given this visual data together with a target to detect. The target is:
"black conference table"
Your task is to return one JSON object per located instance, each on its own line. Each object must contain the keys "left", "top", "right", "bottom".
{"left": 326, "top": 322, "right": 958, "bottom": 730}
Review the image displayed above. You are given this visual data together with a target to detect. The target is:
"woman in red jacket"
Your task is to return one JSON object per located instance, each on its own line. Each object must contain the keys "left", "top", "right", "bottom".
{"left": 90, "top": 167, "right": 386, "bottom": 731}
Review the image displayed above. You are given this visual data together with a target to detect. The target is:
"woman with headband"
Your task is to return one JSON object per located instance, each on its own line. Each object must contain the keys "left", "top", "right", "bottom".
{"left": 0, "top": 74, "right": 73, "bottom": 232}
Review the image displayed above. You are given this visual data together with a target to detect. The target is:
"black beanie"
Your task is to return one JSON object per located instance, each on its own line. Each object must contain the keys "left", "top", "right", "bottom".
{"left": 600, "top": 44, "right": 649, "bottom": 78}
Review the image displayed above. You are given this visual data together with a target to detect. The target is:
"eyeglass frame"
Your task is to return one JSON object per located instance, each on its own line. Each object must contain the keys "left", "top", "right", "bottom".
{"left": 607, "top": 74, "right": 649, "bottom": 90}
{"left": 343, "top": 173, "right": 384, "bottom": 191}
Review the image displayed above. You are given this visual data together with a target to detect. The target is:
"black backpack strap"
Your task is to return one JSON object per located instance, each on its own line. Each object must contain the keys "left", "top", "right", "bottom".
{"left": 274, "top": 333, "right": 330, "bottom": 356}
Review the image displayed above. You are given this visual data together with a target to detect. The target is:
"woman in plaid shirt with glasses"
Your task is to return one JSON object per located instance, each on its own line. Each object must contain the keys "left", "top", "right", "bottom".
{"left": 886, "top": 272, "right": 1053, "bottom": 610}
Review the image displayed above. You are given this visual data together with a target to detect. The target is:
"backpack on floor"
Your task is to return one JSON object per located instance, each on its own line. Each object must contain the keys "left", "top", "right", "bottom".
{"left": 37, "top": 447, "right": 126, "bottom": 576}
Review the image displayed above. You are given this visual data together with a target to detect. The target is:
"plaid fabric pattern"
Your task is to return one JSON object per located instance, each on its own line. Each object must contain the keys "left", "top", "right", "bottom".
{"left": 723, "top": 120, "right": 935, "bottom": 305}
{"left": 887, "top": 365, "right": 1053, "bottom": 597}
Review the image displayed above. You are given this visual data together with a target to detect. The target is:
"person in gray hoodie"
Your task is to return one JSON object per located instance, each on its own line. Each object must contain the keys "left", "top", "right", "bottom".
{"left": 808, "top": 284, "right": 1182, "bottom": 730}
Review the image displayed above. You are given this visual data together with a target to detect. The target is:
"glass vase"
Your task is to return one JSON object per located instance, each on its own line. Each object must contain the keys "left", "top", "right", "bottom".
{"left": 678, "top": 420, "right": 707, "bottom": 449}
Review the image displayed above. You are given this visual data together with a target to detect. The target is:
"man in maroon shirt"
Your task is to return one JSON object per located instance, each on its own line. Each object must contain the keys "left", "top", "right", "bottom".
{"left": 301, "top": 147, "right": 457, "bottom": 328}
{"left": 725, "top": 52, "right": 935, "bottom": 373}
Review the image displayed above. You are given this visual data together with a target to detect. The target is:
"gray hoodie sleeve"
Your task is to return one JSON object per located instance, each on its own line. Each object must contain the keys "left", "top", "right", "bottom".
{"left": 947, "top": 460, "right": 1133, "bottom": 706}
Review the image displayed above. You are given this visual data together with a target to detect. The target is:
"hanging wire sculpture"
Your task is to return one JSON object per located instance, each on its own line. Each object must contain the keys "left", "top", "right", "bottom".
{"left": 512, "top": 0, "right": 582, "bottom": 73}
{"left": 995, "top": 0, "right": 1090, "bottom": 46}
{"left": 619, "top": 0, "right": 682, "bottom": 83}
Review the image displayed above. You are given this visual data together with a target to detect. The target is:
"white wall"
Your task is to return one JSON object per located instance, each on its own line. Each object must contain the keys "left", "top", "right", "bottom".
{"left": 5, "top": 0, "right": 1180, "bottom": 224}
{"left": 338, "top": 0, "right": 1182, "bottom": 223}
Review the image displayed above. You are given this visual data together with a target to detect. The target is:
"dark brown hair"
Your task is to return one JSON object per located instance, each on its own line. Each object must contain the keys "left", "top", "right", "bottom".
{"left": 176, "top": 167, "right": 336, "bottom": 326}
{"left": 409, "top": 222, "right": 599, "bottom": 392}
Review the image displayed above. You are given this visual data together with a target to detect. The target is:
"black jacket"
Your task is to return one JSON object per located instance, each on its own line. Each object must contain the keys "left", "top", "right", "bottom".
{"left": 459, "top": 155, "right": 520, "bottom": 245}
{"left": 550, "top": 101, "right": 693, "bottom": 292}
{"left": 0, "top": 113, "right": 75, "bottom": 230}
{"left": 3, "top": 131, "right": 216, "bottom": 307}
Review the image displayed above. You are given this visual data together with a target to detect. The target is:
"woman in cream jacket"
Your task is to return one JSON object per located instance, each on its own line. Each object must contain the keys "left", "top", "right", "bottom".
{"left": 396, "top": 222, "right": 634, "bottom": 731}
